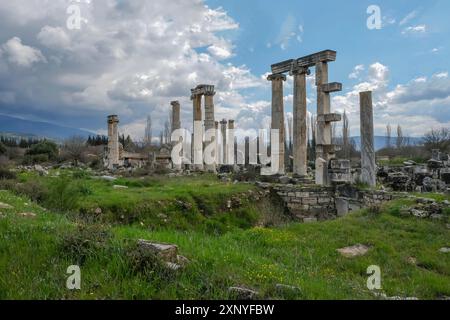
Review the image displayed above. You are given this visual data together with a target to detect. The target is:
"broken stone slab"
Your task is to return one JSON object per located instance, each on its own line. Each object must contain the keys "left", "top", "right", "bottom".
{"left": 279, "top": 176, "right": 291, "bottom": 184}
{"left": 113, "top": 185, "right": 129, "bottom": 189}
{"left": 228, "top": 287, "right": 259, "bottom": 300}
{"left": 99, "top": 175, "right": 117, "bottom": 182}
{"left": 0, "top": 202, "right": 13, "bottom": 209}
{"left": 439, "top": 247, "right": 450, "bottom": 253}
{"left": 335, "top": 198, "right": 349, "bottom": 217}
{"left": 416, "top": 198, "right": 435, "bottom": 204}
{"left": 18, "top": 212, "right": 37, "bottom": 218}
{"left": 303, "top": 217, "right": 318, "bottom": 223}
{"left": 337, "top": 244, "right": 370, "bottom": 258}
{"left": 275, "top": 284, "right": 301, "bottom": 293}
{"left": 411, "top": 209, "right": 428, "bottom": 218}
{"left": 373, "top": 292, "right": 418, "bottom": 300}
{"left": 137, "top": 240, "right": 178, "bottom": 263}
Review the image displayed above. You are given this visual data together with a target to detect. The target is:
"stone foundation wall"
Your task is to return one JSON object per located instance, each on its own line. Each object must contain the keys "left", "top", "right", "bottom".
{"left": 271, "top": 185, "right": 400, "bottom": 223}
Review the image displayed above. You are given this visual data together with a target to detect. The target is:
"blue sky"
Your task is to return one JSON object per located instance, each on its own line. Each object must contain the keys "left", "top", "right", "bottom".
{"left": 0, "top": 0, "right": 449, "bottom": 138}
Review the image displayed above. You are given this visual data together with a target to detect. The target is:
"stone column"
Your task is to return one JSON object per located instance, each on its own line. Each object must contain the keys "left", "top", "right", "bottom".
{"left": 220, "top": 119, "right": 227, "bottom": 164}
{"left": 192, "top": 92, "right": 204, "bottom": 171}
{"left": 292, "top": 68, "right": 310, "bottom": 177}
{"left": 359, "top": 91, "right": 376, "bottom": 187}
{"left": 315, "top": 62, "right": 332, "bottom": 184}
{"left": 171, "top": 101, "right": 181, "bottom": 135}
{"left": 107, "top": 115, "right": 120, "bottom": 169}
{"left": 204, "top": 89, "right": 216, "bottom": 171}
{"left": 268, "top": 73, "right": 286, "bottom": 175}
{"left": 228, "top": 120, "right": 235, "bottom": 165}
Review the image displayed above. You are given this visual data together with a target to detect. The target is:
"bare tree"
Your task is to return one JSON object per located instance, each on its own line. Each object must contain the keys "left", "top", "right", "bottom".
{"left": 423, "top": 128, "right": 450, "bottom": 152}
{"left": 386, "top": 123, "right": 392, "bottom": 149}
{"left": 62, "top": 136, "right": 87, "bottom": 166}
{"left": 396, "top": 125, "right": 404, "bottom": 149}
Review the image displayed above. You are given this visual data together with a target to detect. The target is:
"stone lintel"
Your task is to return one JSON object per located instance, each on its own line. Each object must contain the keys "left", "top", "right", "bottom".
{"left": 320, "top": 82, "right": 342, "bottom": 93}
{"left": 267, "top": 73, "right": 287, "bottom": 81}
{"left": 271, "top": 50, "right": 337, "bottom": 74}
{"left": 191, "top": 84, "right": 215, "bottom": 97}
{"left": 316, "top": 113, "right": 342, "bottom": 123}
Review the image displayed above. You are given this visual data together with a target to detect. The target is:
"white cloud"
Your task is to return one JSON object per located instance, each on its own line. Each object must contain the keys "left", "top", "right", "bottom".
{"left": 37, "top": 26, "right": 71, "bottom": 49}
{"left": 399, "top": 10, "right": 418, "bottom": 26}
{"left": 1, "top": 37, "right": 46, "bottom": 67}
{"left": 349, "top": 64, "right": 365, "bottom": 79}
{"left": 402, "top": 24, "right": 427, "bottom": 35}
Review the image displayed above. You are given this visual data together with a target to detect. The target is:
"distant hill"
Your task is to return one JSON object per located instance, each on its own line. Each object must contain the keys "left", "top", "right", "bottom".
{"left": 0, "top": 115, "right": 93, "bottom": 141}
{"left": 351, "top": 136, "right": 423, "bottom": 151}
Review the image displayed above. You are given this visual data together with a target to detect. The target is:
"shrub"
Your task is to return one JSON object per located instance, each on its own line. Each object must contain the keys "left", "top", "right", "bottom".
{"left": 22, "top": 154, "right": 49, "bottom": 165}
{"left": 0, "top": 142, "right": 6, "bottom": 155}
{"left": 44, "top": 176, "right": 82, "bottom": 212}
{"left": 60, "top": 224, "right": 111, "bottom": 265}
{"left": 14, "top": 180, "right": 49, "bottom": 203}
{"left": 0, "top": 167, "right": 16, "bottom": 180}
{"left": 26, "top": 140, "right": 58, "bottom": 160}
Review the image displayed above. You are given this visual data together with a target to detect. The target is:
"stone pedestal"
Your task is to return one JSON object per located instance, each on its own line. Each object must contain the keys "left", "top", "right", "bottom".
{"left": 359, "top": 91, "right": 376, "bottom": 187}
{"left": 268, "top": 73, "right": 286, "bottom": 175}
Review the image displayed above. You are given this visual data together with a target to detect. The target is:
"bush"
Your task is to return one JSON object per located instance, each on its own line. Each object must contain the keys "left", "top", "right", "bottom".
{"left": 26, "top": 140, "right": 58, "bottom": 160}
{"left": 0, "top": 167, "right": 16, "bottom": 180}
{"left": 22, "top": 154, "right": 49, "bottom": 165}
{"left": 0, "top": 143, "right": 6, "bottom": 155}
{"left": 44, "top": 176, "right": 82, "bottom": 212}
{"left": 14, "top": 180, "right": 49, "bottom": 203}
{"left": 60, "top": 224, "right": 111, "bottom": 265}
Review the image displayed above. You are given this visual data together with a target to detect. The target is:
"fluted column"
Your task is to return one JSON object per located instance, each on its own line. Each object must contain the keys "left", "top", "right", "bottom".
{"left": 192, "top": 92, "right": 203, "bottom": 171}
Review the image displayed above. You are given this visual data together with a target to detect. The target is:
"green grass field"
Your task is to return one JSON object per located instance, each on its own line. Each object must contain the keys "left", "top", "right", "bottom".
{"left": 0, "top": 172, "right": 449, "bottom": 300}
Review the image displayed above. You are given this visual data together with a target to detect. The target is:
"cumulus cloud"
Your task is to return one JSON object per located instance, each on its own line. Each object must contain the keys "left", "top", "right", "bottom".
{"left": 1, "top": 37, "right": 46, "bottom": 67}
{"left": 333, "top": 63, "right": 450, "bottom": 137}
{"left": 0, "top": 0, "right": 258, "bottom": 137}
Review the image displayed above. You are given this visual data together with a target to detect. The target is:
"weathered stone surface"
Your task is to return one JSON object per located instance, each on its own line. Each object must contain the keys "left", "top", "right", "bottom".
{"left": 316, "top": 113, "right": 342, "bottom": 123}
{"left": 0, "top": 202, "right": 13, "bottom": 209}
{"left": 292, "top": 69, "right": 308, "bottom": 176}
{"left": 303, "top": 217, "right": 318, "bottom": 223}
{"left": 320, "top": 82, "right": 342, "bottom": 93}
{"left": 113, "top": 185, "right": 129, "bottom": 189}
{"left": 228, "top": 287, "right": 259, "bottom": 300}
{"left": 18, "top": 212, "right": 37, "bottom": 218}
{"left": 337, "top": 244, "right": 370, "bottom": 258}
{"left": 359, "top": 91, "right": 376, "bottom": 187}
{"left": 336, "top": 198, "right": 349, "bottom": 217}
{"left": 137, "top": 240, "right": 178, "bottom": 263}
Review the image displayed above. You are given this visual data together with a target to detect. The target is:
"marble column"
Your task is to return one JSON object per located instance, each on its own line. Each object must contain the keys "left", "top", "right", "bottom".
{"left": 107, "top": 115, "right": 120, "bottom": 169}
{"left": 315, "top": 62, "right": 332, "bottom": 184}
{"left": 192, "top": 93, "right": 203, "bottom": 171}
{"left": 204, "top": 90, "right": 216, "bottom": 171}
{"left": 268, "top": 73, "right": 287, "bottom": 175}
{"left": 220, "top": 119, "right": 227, "bottom": 164}
{"left": 359, "top": 91, "right": 376, "bottom": 187}
{"left": 228, "top": 120, "right": 235, "bottom": 165}
{"left": 171, "top": 101, "right": 181, "bottom": 134}
{"left": 292, "top": 68, "right": 310, "bottom": 177}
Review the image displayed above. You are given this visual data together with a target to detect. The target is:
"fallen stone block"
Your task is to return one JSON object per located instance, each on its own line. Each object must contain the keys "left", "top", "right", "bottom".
{"left": 228, "top": 287, "right": 259, "bottom": 300}
{"left": 337, "top": 244, "right": 370, "bottom": 258}
{"left": 439, "top": 247, "right": 450, "bottom": 253}
{"left": 137, "top": 240, "right": 178, "bottom": 263}
{"left": 113, "top": 185, "right": 129, "bottom": 189}
{"left": 0, "top": 202, "right": 13, "bottom": 209}
{"left": 18, "top": 212, "right": 37, "bottom": 218}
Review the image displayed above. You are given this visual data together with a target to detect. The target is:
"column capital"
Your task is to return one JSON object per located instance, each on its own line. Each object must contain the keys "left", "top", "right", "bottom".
{"left": 171, "top": 100, "right": 180, "bottom": 106}
{"left": 290, "top": 67, "right": 311, "bottom": 76}
{"left": 220, "top": 119, "right": 228, "bottom": 125}
{"left": 267, "top": 73, "right": 287, "bottom": 82}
